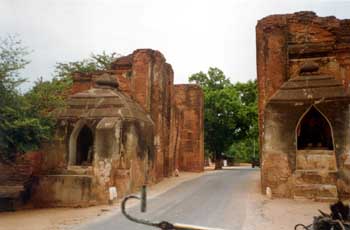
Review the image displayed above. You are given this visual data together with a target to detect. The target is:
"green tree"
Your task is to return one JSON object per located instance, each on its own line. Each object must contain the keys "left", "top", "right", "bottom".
{"left": 24, "top": 77, "right": 71, "bottom": 116}
{"left": 227, "top": 80, "right": 259, "bottom": 164}
{"left": 25, "top": 51, "right": 119, "bottom": 116}
{"left": 189, "top": 68, "right": 252, "bottom": 169}
{"left": 0, "top": 36, "right": 52, "bottom": 160}
{"left": 0, "top": 35, "right": 29, "bottom": 91}
{"left": 189, "top": 67, "right": 231, "bottom": 90}
{"left": 234, "top": 80, "right": 257, "bottom": 106}
{"left": 55, "top": 51, "right": 119, "bottom": 78}
{"left": 0, "top": 35, "right": 119, "bottom": 160}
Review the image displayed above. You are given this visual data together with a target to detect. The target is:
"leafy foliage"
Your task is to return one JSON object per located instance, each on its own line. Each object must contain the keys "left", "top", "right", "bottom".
{"left": 24, "top": 77, "right": 71, "bottom": 116}
{"left": 204, "top": 86, "right": 248, "bottom": 156}
{"left": 0, "top": 36, "right": 53, "bottom": 159}
{"left": 229, "top": 80, "right": 259, "bottom": 162}
{"left": 0, "top": 35, "right": 29, "bottom": 91}
{"left": 0, "top": 99, "right": 53, "bottom": 158}
{"left": 189, "top": 67, "right": 231, "bottom": 90}
{"left": 26, "top": 51, "right": 120, "bottom": 116}
{"left": 0, "top": 35, "right": 119, "bottom": 160}
{"left": 228, "top": 137, "right": 258, "bottom": 163}
{"left": 189, "top": 68, "right": 258, "bottom": 168}
{"left": 55, "top": 51, "right": 120, "bottom": 78}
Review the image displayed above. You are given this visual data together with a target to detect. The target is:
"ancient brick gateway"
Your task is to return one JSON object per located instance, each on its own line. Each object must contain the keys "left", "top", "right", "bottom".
{"left": 257, "top": 12, "right": 350, "bottom": 201}
{"left": 23, "top": 49, "right": 204, "bottom": 207}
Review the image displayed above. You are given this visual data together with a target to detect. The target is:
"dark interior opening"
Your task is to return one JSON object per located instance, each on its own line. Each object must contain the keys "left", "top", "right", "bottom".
{"left": 297, "top": 107, "right": 333, "bottom": 150}
{"left": 76, "top": 125, "right": 94, "bottom": 165}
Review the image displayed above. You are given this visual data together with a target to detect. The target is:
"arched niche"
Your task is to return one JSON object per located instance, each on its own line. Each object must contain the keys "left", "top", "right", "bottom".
{"left": 69, "top": 120, "right": 94, "bottom": 165}
{"left": 296, "top": 106, "right": 334, "bottom": 150}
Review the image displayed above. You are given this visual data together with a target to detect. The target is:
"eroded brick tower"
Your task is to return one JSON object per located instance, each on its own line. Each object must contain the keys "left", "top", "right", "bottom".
{"left": 257, "top": 12, "right": 350, "bottom": 201}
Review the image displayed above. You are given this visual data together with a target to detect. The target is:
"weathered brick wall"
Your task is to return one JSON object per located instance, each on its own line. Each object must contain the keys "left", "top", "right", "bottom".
{"left": 70, "top": 72, "right": 95, "bottom": 95}
{"left": 112, "top": 49, "right": 175, "bottom": 180}
{"left": 257, "top": 11, "right": 350, "bottom": 197}
{"left": 257, "top": 11, "right": 350, "bottom": 113}
{"left": 172, "top": 84, "right": 204, "bottom": 172}
{"left": 112, "top": 50, "right": 204, "bottom": 175}
{"left": 14, "top": 49, "right": 204, "bottom": 208}
{"left": 67, "top": 49, "right": 204, "bottom": 181}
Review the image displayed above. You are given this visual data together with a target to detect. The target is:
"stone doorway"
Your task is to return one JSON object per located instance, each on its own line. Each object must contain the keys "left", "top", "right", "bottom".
{"left": 69, "top": 121, "right": 95, "bottom": 166}
{"left": 76, "top": 125, "right": 94, "bottom": 165}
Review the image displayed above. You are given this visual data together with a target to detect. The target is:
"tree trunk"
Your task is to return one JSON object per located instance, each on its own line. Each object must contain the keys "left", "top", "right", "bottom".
{"left": 214, "top": 153, "right": 223, "bottom": 170}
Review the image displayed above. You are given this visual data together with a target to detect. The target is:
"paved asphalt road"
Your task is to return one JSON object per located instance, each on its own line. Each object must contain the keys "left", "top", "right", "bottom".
{"left": 78, "top": 168, "right": 258, "bottom": 230}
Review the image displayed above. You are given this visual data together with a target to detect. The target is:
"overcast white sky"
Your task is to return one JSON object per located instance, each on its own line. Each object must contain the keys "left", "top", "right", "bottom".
{"left": 1, "top": 0, "right": 350, "bottom": 90}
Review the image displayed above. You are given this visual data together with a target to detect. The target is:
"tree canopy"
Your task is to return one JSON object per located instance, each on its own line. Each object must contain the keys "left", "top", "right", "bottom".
{"left": 0, "top": 35, "right": 258, "bottom": 166}
{"left": 0, "top": 36, "right": 52, "bottom": 159}
{"left": 0, "top": 35, "right": 117, "bottom": 160}
{"left": 25, "top": 51, "right": 119, "bottom": 116}
{"left": 189, "top": 67, "right": 258, "bottom": 168}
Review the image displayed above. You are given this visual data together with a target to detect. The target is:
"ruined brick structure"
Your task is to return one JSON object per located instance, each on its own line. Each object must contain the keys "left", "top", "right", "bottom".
{"left": 172, "top": 85, "right": 204, "bottom": 172}
{"left": 25, "top": 49, "right": 204, "bottom": 207}
{"left": 111, "top": 50, "right": 174, "bottom": 180}
{"left": 257, "top": 12, "right": 350, "bottom": 201}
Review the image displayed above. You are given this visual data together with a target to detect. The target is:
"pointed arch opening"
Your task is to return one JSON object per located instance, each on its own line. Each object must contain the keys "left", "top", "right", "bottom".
{"left": 296, "top": 106, "right": 334, "bottom": 150}
{"left": 69, "top": 120, "right": 94, "bottom": 166}
{"left": 76, "top": 125, "right": 94, "bottom": 165}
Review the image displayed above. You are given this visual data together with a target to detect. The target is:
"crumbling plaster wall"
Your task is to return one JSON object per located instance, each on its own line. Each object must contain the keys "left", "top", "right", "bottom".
{"left": 40, "top": 49, "right": 204, "bottom": 190}
{"left": 257, "top": 11, "right": 350, "bottom": 198}
{"left": 27, "top": 49, "right": 204, "bottom": 207}
{"left": 32, "top": 117, "right": 153, "bottom": 206}
{"left": 63, "top": 54, "right": 174, "bottom": 182}
{"left": 70, "top": 49, "right": 204, "bottom": 179}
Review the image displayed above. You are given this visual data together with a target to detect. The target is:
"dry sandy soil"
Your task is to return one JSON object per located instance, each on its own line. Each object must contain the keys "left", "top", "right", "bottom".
{"left": 243, "top": 172, "right": 330, "bottom": 230}
{"left": 0, "top": 168, "right": 335, "bottom": 230}
{"left": 0, "top": 172, "right": 203, "bottom": 230}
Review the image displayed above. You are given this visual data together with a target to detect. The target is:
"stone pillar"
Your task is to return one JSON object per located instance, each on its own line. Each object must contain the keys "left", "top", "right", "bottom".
{"left": 172, "top": 84, "right": 204, "bottom": 172}
{"left": 128, "top": 50, "right": 174, "bottom": 181}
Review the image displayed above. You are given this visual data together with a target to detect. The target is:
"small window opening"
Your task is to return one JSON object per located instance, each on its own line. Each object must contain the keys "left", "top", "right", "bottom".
{"left": 297, "top": 107, "right": 333, "bottom": 150}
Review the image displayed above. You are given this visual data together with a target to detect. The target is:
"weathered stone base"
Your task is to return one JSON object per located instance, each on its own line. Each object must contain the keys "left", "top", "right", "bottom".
{"left": 261, "top": 153, "right": 293, "bottom": 198}
{"left": 262, "top": 152, "right": 339, "bottom": 201}
{"left": 293, "top": 169, "right": 339, "bottom": 202}
{"left": 31, "top": 175, "right": 99, "bottom": 207}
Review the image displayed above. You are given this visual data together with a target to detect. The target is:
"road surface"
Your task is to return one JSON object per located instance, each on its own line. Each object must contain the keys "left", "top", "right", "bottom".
{"left": 78, "top": 167, "right": 259, "bottom": 230}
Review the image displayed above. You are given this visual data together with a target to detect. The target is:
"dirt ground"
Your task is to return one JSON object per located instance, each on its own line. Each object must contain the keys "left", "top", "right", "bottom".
{"left": 0, "top": 168, "right": 335, "bottom": 230}
{"left": 0, "top": 172, "right": 203, "bottom": 230}
{"left": 243, "top": 171, "right": 329, "bottom": 230}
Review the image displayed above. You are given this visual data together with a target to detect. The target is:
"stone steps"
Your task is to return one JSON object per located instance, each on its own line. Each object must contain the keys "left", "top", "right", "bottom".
{"left": 294, "top": 184, "right": 338, "bottom": 202}
{"left": 293, "top": 169, "right": 338, "bottom": 202}
{"left": 293, "top": 150, "right": 339, "bottom": 202}
{"left": 294, "top": 170, "right": 337, "bottom": 185}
